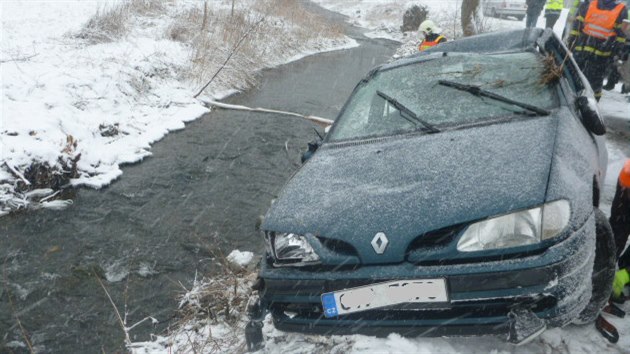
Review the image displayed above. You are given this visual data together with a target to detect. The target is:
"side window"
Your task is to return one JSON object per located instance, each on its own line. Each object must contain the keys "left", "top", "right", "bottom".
{"left": 561, "top": 57, "right": 584, "bottom": 94}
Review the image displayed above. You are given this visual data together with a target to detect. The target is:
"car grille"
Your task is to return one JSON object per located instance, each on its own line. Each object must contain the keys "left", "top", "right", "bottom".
{"left": 406, "top": 224, "right": 465, "bottom": 250}
{"left": 317, "top": 236, "right": 358, "bottom": 257}
{"left": 270, "top": 295, "right": 558, "bottom": 322}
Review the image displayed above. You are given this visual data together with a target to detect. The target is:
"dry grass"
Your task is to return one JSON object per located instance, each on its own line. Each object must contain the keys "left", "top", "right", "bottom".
{"left": 540, "top": 53, "right": 563, "bottom": 86}
{"left": 163, "top": 249, "right": 259, "bottom": 353}
{"left": 168, "top": 0, "right": 344, "bottom": 91}
{"left": 74, "top": 0, "right": 166, "bottom": 44}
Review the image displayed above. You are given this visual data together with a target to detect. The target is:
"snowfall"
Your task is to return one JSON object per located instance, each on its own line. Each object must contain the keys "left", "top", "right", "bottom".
{"left": 2, "top": 0, "right": 630, "bottom": 353}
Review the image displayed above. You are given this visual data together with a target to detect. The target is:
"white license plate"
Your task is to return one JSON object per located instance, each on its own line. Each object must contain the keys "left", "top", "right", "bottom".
{"left": 321, "top": 279, "right": 448, "bottom": 317}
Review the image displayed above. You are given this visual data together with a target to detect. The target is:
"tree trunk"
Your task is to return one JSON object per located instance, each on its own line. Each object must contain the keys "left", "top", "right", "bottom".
{"left": 201, "top": 1, "right": 208, "bottom": 31}
{"left": 461, "top": 0, "right": 480, "bottom": 37}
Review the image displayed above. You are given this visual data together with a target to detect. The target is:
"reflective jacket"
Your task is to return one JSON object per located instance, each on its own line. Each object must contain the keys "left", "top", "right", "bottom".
{"left": 418, "top": 34, "right": 447, "bottom": 51}
{"left": 569, "top": 0, "right": 628, "bottom": 57}
{"left": 583, "top": 0, "right": 626, "bottom": 38}
{"left": 546, "top": 0, "right": 564, "bottom": 11}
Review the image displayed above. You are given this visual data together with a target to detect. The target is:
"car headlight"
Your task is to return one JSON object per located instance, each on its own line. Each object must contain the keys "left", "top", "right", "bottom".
{"left": 264, "top": 232, "right": 321, "bottom": 265}
{"left": 457, "top": 200, "right": 570, "bottom": 252}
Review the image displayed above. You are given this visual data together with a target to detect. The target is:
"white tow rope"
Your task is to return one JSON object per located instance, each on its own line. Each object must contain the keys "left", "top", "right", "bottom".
{"left": 200, "top": 99, "right": 334, "bottom": 128}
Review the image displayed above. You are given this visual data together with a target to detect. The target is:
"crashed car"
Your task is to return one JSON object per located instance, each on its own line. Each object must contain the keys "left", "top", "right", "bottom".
{"left": 246, "top": 28, "right": 614, "bottom": 349}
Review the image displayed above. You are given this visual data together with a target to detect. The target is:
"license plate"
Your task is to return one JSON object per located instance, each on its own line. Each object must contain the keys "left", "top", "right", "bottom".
{"left": 321, "top": 279, "right": 448, "bottom": 317}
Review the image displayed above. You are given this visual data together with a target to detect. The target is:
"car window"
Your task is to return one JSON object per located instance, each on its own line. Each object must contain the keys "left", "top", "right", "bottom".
{"left": 328, "top": 52, "right": 558, "bottom": 142}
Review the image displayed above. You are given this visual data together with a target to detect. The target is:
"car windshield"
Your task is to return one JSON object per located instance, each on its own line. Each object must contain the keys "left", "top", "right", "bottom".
{"left": 327, "top": 52, "right": 558, "bottom": 142}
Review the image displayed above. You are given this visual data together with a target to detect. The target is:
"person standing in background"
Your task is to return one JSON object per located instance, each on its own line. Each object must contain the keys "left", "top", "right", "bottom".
{"left": 527, "top": 0, "right": 548, "bottom": 27}
{"left": 564, "top": 0, "right": 588, "bottom": 40}
{"left": 567, "top": 0, "right": 628, "bottom": 100}
{"left": 545, "top": 0, "right": 565, "bottom": 28}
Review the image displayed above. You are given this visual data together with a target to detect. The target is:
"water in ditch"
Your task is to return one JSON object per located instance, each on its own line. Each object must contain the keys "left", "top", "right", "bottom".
{"left": 0, "top": 21, "right": 398, "bottom": 354}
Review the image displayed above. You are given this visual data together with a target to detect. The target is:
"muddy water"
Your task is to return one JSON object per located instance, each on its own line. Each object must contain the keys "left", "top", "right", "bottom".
{"left": 0, "top": 21, "right": 398, "bottom": 354}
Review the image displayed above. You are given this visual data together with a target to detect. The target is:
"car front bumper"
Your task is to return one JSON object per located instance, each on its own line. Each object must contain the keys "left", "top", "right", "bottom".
{"left": 258, "top": 212, "right": 596, "bottom": 338}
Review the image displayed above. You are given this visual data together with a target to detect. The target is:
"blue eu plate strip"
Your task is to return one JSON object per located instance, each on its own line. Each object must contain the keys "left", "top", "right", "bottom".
{"left": 321, "top": 293, "right": 338, "bottom": 318}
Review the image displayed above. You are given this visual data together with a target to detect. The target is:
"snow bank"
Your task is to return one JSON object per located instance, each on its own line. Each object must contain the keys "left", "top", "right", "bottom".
{"left": 0, "top": 0, "right": 357, "bottom": 215}
{"left": 227, "top": 250, "right": 254, "bottom": 267}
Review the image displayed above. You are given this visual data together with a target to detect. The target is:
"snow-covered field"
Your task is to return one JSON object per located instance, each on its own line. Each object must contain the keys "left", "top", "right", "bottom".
{"left": 0, "top": 0, "right": 356, "bottom": 216}
{"left": 3, "top": 0, "right": 629, "bottom": 353}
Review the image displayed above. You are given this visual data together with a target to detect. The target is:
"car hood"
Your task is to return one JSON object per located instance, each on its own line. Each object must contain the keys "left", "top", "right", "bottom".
{"left": 263, "top": 116, "right": 558, "bottom": 264}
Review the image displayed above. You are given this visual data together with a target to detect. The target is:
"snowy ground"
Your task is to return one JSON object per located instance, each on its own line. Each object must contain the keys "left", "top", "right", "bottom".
{"left": 0, "top": 0, "right": 357, "bottom": 216}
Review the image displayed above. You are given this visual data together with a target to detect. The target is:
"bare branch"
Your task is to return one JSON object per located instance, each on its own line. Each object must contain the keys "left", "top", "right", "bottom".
{"left": 200, "top": 99, "right": 334, "bottom": 128}
{"left": 193, "top": 15, "right": 267, "bottom": 98}
{"left": 4, "top": 162, "right": 31, "bottom": 186}
{"left": 4, "top": 255, "right": 35, "bottom": 353}
{"left": 0, "top": 54, "right": 38, "bottom": 64}
{"left": 95, "top": 274, "right": 131, "bottom": 346}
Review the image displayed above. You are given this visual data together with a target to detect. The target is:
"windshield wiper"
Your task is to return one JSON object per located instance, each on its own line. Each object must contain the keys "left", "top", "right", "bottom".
{"left": 376, "top": 90, "right": 440, "bottom": 133}
{"left": 437, "top": 80, "right": 550, "bottom": 116}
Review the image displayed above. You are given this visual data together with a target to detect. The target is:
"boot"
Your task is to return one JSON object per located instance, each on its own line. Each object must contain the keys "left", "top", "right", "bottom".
{"left": 603, "top": 80, "right": 616, "bottom": 91}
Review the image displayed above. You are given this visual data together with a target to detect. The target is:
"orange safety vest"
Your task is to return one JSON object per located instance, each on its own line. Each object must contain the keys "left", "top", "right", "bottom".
{"left": 620, "top": 160, "right": 630, "bottom": 188}
{"left": 419, "top": 35, "right": 446, "bottom": 51}
{"left": 583, "top": 1, "right": 626, "bottom": 39}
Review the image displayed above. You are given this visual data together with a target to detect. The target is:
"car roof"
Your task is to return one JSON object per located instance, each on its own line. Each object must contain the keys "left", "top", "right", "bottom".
{"left": 379, "top": 28, "right": 546, "bottom": 73}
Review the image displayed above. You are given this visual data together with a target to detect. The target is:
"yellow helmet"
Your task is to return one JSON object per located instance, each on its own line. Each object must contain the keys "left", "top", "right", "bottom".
{"left": 419, "top": 19, "right": 441, "bottom": 34}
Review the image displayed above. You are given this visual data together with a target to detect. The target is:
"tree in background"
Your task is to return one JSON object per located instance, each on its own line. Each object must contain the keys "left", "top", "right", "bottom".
{"left": 461, "top": 0, "right": 480, "bottom": 36}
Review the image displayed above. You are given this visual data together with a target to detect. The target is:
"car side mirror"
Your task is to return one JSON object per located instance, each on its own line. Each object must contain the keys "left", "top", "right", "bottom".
{"left": 301, "top": 141, "right": 320, "bottom": 163}
{"left": 576, "top": 96, "right": 606, "bottom": 136}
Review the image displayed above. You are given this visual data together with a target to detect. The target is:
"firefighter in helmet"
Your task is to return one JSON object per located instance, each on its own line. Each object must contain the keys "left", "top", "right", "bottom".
{"left": 418, "top": 20, "right": 447, "bottom": 51}
{"left": 568, "top": 0, "right": 628, "bottom": 101}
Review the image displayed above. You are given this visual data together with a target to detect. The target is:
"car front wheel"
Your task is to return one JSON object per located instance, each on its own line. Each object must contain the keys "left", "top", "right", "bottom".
{"left": 576, "top": 209, "right": 616, "bottom": 323}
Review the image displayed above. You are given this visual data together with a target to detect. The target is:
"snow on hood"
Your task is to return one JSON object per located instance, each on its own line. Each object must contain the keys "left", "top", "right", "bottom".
{"left": 263, "top": 115, "right": 558, "bottom": 264}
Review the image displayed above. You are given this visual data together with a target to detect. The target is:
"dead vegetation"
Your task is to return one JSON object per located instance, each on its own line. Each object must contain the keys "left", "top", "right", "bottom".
{"left": 1, "top": 135, "right": 80, "bottom": 213}
{"left": 73, "top": 0, "right": 165, "bottom": 44}
{"left": 168, "top": 0, "right": 344, "bottom": 92}
{"left": 75, "top": 0, "right": 344, "bottom": 93}
{"left": 540, "top": 53, "right": 563, "bottom": 86}
{"left": 158, "top": 249, "right": 259, "bottom": 353}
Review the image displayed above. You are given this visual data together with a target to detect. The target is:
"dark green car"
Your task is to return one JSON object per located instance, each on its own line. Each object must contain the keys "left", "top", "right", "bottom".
{"left": 246, "top": 29, "right": 613, "bottom": 350}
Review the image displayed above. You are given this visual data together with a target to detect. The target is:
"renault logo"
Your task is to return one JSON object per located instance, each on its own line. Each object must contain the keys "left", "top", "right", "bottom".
{"left": 371, "top": 232, "right": 389, "bottom": 254}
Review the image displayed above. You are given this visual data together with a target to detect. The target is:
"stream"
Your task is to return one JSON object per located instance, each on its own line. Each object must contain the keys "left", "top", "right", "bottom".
{"left": 0, "top": 6, "right": 399, "bottom": 352}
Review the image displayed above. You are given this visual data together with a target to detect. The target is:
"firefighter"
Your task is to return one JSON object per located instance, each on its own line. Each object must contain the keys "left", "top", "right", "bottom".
{"left": 612, "top": 160, "right": 630, "bottom": 300}
{"left": 545, "top": 0, "right": 564, "bottom": 28}
{"left": 563, "top": 0, "right": 587, "bottom": 41}
{"left": 418, "top": 20, "right": 447, "bottom": 51}
{"left": 568, "top": 0, "right": 628, "bottom": 101}
{"left": 603, "top": 15, "right": 630, "bottom": 91}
